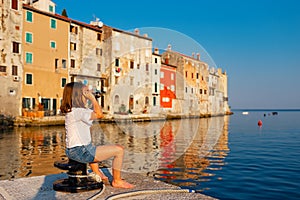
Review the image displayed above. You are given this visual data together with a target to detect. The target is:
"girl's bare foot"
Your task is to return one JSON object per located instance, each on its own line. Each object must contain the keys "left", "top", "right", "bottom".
{"left": 96, "top": 170, "right": 109, "bottom": 181}
{"left": 112, "top": 180, "right": 135, "bottom": 189}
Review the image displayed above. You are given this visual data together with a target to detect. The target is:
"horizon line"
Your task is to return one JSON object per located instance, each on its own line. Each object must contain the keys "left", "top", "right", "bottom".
{"left": 231, "top": 108, "right": 300, "bottom": 111}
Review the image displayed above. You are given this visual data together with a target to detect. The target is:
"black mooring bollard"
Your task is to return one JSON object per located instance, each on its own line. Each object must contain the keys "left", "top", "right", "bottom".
{"left": 53, "top": 159, "right": 103, "bottom": 193}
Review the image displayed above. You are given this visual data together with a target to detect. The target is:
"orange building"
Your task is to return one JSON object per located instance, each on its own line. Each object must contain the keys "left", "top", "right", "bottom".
{"left": 160, "top": 63, "right": 176, "bottom": 108}
{"left": 22, "top": 4, "right": 69, "bottom": 115}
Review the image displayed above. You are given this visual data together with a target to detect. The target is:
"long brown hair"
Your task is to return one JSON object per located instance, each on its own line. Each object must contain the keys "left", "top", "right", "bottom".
{"left": 60, "top": 82, "right": 86, "bottom": 113}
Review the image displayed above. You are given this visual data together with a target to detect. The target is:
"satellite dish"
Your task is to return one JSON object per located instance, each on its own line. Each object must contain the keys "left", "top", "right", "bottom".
{"left": 97, "top": 21, "right": 103, "bottom": 27}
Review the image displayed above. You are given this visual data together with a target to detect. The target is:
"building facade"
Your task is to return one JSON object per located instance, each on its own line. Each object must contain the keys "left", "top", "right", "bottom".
{"left": 0, "top": 0, "right": 230, "bottom": 118}
{"left": 0, "top": 0, "right": 23, "bottom": 116}
{"left": 22, "top": 4, "right": 69, "bottom": 116}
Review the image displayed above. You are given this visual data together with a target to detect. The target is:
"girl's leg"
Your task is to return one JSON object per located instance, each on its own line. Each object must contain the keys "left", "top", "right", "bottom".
{"left": 89, "top": 162, "right": 108, "bottom": 180}
{"left": 93, "top": 144, "right": 134, "bottom": 189}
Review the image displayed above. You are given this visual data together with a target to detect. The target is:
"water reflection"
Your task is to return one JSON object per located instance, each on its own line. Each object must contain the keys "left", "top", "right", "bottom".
{"left": 0, "top": 126, "right": 66, "bottom": 180}
{"left": 91, "top": 116, "right": 229, "bottom": 189}
{"left": 0, "top": 116, "right": 229, "bottom": 192}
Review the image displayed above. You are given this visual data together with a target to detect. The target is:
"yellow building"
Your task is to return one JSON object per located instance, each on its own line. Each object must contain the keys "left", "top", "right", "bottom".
{"left": 22, "top": 4, "right": 69, "bottom": 115}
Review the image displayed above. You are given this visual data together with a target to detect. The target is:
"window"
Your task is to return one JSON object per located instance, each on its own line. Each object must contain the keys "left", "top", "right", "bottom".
{"left": 153, "top": 96, "right": 156, "bottom": 106}
{"left": 97, "top": 33, "right": 102, "bottom": 41}
{"left": 25, "top": 32, "right": 33, "bottom": 43}
{"left": 115, "top": 58, "right": 119, "bottom": 67}
{"left": 70, "top": 42, "right": 76, "bottom": 50}
{"left": 192, "top": 73, "right": 194, "bottom": 79}
{"left": 185, "top": 71, "right": 188, "bottom": 78}
{"left": 154, "top": 82, "right": 158, "bottom": 92}
{"left": 160, "top": 83, "right": 164, "bottom": 90}
{"left": 96, "top": 48, "right": 102, "bottom": 56}
{"left": 25, "top": 52, "right": 33, "bottom": 64}
{"left": 162, "top": 97, "right": 170, "bottom": 102}
{"left": 200, "top": 89, "right": 203, "bottom": 94}
{"left": 26, "top": 11, "right": 33, "bottom": 22}
{"left": 62, "top": 59, "right": 66, "bottom": 68}
{"left": 97, "top": 63, "right": 101, "bottom": 71}
{"left": 61, "top": 78, "right": 67, "bottom": 87}
{"left": 12, "top": 42, "right": 20, "bottom": 53}
{"left": 171, "top": 73, "right": 174, "bottom": 80}
{"left": 55, "top": 58, "right": 59, "bottom": 69}
{"left": 146, "top": 63, "right": 149, "bottom": 71}
{"left": 191, "top": 88, "right": 193, "bottom": 94}
{"left": 130, "top": 77, "right": 134, "bottom": 86}
{"left": 155, "top": 58, "right": 158, "bottom": 63}
{"left": 12, "top": 65, "right": 18, "bottom": 75}
{"left": 49, "top": 5, "right": 54, "bottom": 12}
{"left": 155, "top": 69, "right": 157, "bottom": 75}
{"left": 145, "top": 96, "right": 149, "bottom": 105}
{"left": 22, "top": 98, "right": 31, "bottom": 109}
{"left": 50, "top": 19, "right": 56, "bottom": 29}
{"left": 50, "top": 41, "right": 56, "bottom": 48}
{"left": 114, "top": 95, "right": 120, "bottom": 104}
{"left": 12, "top": 0, "right": 18, "bottom": 10}
{"left": 160, "top": 71, "right": 164, "bottom": 78}
{"left": 70, "top": 59, "right": 75, "bottom": 68}
{"left": 0, "top": 65, "right": 6, "bottom": 72}
{"left": 130, "top": 61, "right": 134, "bottom": 69}
{"left": 171, "top": 85, "right": 175, "bottom": 92}
{"left": 70, "top": 25, "right": 78, "bottom": 34}
{"left": 26, "top": 73, "right": 33, "bottom": 85}
{"left": 197, "top": 73, "right": 199, "bottom": 79}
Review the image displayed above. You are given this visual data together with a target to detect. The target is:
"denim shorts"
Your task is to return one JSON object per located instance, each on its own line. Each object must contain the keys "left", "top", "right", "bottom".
{"left": 65, "top": 143, "right": 96, "bottom": 163}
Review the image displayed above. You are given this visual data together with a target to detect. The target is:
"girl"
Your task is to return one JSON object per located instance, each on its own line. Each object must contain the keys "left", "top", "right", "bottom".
{"left": 60, "top": 82, "right": 134, "bottom": 189}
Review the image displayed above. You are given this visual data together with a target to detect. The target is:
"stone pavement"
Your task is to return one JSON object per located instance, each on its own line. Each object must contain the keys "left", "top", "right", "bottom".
{"left": 0, "top": 170, "right": 217, "bottom": 200}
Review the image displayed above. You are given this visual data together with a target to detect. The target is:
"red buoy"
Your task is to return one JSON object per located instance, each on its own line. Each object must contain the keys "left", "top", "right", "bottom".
{"left": 258, "top": 120, "right": 263, "bottom": 126}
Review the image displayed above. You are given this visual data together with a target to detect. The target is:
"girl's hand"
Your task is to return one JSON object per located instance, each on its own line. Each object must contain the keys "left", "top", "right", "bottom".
{"left": 83, "top": 88, "right": 95, "bottom": 101}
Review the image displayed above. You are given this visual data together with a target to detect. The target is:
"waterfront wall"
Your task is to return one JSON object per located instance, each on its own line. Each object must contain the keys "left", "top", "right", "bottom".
{"left": 0, "top": 114, "right": 14, "bottom": 130}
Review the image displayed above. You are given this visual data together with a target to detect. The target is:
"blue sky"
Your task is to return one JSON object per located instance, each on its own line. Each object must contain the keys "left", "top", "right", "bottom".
{"left": 55, "top": 0, "right": 300, "bottom": 109}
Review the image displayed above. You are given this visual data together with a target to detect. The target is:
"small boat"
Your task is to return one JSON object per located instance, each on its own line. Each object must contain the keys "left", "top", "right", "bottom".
{"left": 242, "top": 112, "right": 249, "bottom": 115}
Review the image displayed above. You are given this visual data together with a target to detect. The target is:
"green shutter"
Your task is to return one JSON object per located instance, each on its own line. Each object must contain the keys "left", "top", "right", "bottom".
{"left": 51, "top": 19, "right": 56, "bottom": 29}
{"left": 26, "top": 53, "right": 32, "bottom": 64}
{"left": 26, "top": 11, "right": 32, "bottom": 22}
{"left": 26, "top": 33, "right": 32, "bottom": 43}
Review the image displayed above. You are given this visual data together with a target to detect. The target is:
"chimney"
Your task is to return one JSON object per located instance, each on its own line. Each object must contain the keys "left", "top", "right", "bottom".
{"left": 196, "top": 53, "right": 200, "bottom": 60}
{"left": 154, "top": 48, "right": 159, "bottom": 54}
{"left": 167, "top": 44, "right": 171, "bottom": 51}
{"left": 165, "top": 58, "right": 169, "bottom": 64}
{"left": 134, "top": 28, "right": 140, "bottom": 35}
{"left": 143, "top": 33, "right": 148, "bottom": 37}
{"left": 192, "top": 52, "right": 195, "bottom": 58}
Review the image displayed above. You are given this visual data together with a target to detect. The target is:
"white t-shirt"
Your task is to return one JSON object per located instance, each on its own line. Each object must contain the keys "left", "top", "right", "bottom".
{"left": 65, "top": 107, "right": 93, "bottom": 148}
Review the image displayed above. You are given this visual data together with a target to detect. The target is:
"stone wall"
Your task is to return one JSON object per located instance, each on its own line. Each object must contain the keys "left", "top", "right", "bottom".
{"left": 0, "top": 114, "right": 14, "bottom": 131}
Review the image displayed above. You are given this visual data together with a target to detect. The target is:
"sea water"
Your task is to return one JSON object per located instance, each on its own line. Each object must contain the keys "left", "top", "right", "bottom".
{"left": 0, "top": 110, "right": 299, "bottom": 199}
{"left": 198, "top": 110, "right": 300, "bottom": 199}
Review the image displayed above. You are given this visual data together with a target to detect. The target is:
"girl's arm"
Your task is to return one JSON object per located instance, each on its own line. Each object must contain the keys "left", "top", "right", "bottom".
{"left": 90, "top": 97, "right": 103, "bottom": 120}
{"left": 83, "top": 90, "right": 103, "bottom": 120}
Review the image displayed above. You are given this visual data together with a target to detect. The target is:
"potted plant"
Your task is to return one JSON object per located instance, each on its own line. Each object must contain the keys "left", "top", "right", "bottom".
{"left": 37, "top": 103, "right": 44, "bottom": 118}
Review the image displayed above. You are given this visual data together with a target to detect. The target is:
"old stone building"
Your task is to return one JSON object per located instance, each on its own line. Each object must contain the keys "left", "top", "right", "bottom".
{"left": 161, "top": 47, "right": 230, "bottom": 116}
{"left": 0, "top": 0, "right": 23, "bottom": 116}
